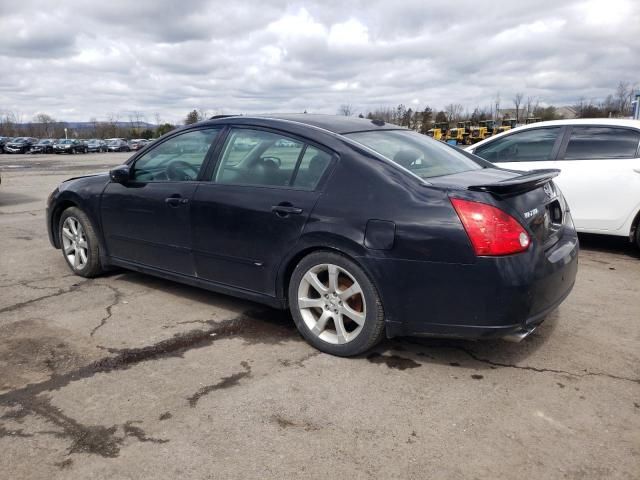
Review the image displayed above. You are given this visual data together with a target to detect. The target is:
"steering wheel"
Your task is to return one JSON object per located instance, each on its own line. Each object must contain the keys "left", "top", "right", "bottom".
{"left": 166, "top": 160, "right": 199, "bottom": 181}
{"left": 260, "top": 156, "right": 282, "bottom": 167}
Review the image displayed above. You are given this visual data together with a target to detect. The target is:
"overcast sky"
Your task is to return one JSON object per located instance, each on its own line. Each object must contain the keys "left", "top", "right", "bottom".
{"left": 0, "top": 0, "right": 638, "bottom": 124}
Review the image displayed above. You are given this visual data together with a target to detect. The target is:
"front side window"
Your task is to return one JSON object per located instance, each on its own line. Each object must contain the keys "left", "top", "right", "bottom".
{"left": 474, "top": 127, "right": 562, "bottom": 163}
{"left": 562, "top": 126, "right": 640, "bottom": 160}
{"left": 132, "top": 128, "right": 220, "bottom": 182}
{"left": 345, "top": 129, "right": 482, "bottom": 178}
{"left": 213, "top": 129, "right": 304, "bottom": 187}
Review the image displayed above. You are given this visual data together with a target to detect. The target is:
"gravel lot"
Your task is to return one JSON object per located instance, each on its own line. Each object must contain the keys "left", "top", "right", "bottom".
{"left": 0, "top": 152, "right": 638, "bottom": 480}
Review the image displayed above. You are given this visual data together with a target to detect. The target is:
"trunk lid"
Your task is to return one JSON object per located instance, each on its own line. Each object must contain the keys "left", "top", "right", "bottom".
{"left": 431, "top": 168, "right": 568, "bottom": 250}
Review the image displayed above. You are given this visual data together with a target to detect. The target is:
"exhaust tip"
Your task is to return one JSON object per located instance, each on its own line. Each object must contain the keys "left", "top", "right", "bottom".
{"left": 502, "top": 327, "right": 537, "bottom": 343}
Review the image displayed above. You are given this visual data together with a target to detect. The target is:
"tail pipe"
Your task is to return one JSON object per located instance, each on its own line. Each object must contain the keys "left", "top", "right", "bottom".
{"left": 502, "top": 326, "right": 537, "bottom": 343}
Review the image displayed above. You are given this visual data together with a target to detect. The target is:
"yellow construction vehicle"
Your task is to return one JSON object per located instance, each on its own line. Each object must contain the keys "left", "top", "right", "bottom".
{"left": 446, "top": 122, "right": 472, "bottom": 145}
{"left": 525, "top": 117, "right": 541, "bottom": 125}
{"left": 469, "top": 120, "right": 496, "bottom": 144}
{"left": 427, "top": 122, "right": 449, "bottom": 141}
{"left": 497, "top": 119, "right": 517, "bottom": 133}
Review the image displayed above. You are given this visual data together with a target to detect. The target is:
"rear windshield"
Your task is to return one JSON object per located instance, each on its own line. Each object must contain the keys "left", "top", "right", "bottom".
{"left": 345, "top": 130, "right": 482, "bottom": 179}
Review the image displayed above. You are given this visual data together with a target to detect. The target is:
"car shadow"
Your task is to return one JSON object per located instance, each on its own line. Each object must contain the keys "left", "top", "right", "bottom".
{"left": 101, "top": 268, "right": 559, "bottom": 371}
{"left": 366, "top": 309, "right": 560, "bottom": 372}
{"left": 102, "top": 269, "right": 261, "bottom": 314}
{"left": 578, "top": 233, "right": 639, "bottom": 259}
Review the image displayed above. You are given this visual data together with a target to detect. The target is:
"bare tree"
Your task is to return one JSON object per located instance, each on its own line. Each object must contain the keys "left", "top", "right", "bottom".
{"left": 32, "top": 113, "right": 56, "bottom": 137}
{"left": 513, "top": 92, "right": 524, "bottom": 123}
{"left": 444, "top": 103, "right": 463, "bottom": 122}
{"left": 615, "top": 81, "right": 631, "bottom": 115}
{"left": 106, "top": 112, "right": 120, "bottom": 138}
{"left": 338, "top": 104, "right": 353, "bottom": 116}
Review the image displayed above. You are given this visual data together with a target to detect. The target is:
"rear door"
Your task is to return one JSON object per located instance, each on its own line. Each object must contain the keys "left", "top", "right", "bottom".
{"left": 552, "top": 125, "right": 640, "bottom": 232}
{"left": 191, "top": 127, "right": 334, "bottom": 295}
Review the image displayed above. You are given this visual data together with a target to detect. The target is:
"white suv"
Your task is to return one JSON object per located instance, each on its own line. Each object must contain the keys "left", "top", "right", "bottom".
{"left": 465, "top": 119, "right": 640, "bottom": 248}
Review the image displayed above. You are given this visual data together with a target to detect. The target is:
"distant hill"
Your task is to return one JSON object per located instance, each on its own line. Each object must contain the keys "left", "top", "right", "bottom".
{"left": 63, "top": 121, "right": 158, "bottom": 130}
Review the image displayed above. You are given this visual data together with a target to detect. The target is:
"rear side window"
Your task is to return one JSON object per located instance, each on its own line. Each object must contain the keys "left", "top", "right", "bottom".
{"left": 345, "top": 129, "right": 481, "bottom": 178}
{"left": 214, "top": 129, "right": 305, "bottom": 187}
{"left": 562, "top": 126, "right": 640, "bottom": 160}
{"left": 474, "top": 127, "right": 562, "bottom": 163}
{"left": 292, "top": 147, "right": 332, "bottom": 190}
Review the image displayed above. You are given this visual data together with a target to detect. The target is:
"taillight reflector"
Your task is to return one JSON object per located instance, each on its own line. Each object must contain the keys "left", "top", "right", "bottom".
{"left": 451, "top": 198, "right": 530, "bottom": 256}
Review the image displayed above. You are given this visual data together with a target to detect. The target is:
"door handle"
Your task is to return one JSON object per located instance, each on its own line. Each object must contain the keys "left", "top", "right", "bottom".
{"left": 633, "top": 168, "right": 640, "bottom": 174}
{"left": 272, "top": 205, "right": 303, "bottom": 216}
{"left": 165, "top": 196, "right": 189, "bottom": 207}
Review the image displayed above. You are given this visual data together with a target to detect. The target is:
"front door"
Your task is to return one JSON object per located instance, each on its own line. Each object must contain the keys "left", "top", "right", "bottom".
{"left": 100, "top": 128, "right": 221, "bottom": 275}
{"left": 191, "top": 127, "right": 334, "bottom": 295}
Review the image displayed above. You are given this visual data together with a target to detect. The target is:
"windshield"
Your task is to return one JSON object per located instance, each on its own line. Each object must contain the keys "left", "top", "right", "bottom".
{"left": 345, "top": 130, "right": 482, "bottom": 179}
{"left": 38, "top": 140, "right": 51, "bottom": 144}
{"left": 108, "top": 140, "right": 120, "bottom": 145}
{"left": 12, "top": 137, "right": 26, "bottom": 142}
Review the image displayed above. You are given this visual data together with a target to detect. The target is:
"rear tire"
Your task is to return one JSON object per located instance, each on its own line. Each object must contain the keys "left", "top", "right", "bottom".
{"left": 288, "top": 251, "right": 385, "bottom": 357}
{"left": 59, "top": 207, "right": 104, "bottom": 278}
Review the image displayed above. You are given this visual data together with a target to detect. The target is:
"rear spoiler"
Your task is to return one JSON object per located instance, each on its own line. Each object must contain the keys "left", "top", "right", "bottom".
{"left": 468, "top": 169, "right": 560, "bottom": 196}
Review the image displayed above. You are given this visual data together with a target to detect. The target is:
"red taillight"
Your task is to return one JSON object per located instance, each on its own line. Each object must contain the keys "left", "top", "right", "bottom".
{"left": 450, "top": 198, "right": 530, "bottom": 256}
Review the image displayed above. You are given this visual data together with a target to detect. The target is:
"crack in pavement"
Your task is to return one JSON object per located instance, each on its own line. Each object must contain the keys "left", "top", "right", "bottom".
{"left": 0, "top": 274, "right": 76, "bottom": 290}
{"left": 187, "top": 361, "right": 252, "bottom": 408}
{"left": 0, "top": 209, "right": 41, "bottom": 216}
{"left": 90, "top": 284, "right": 124, "bottom": 337}
{"left": 452, "top": 346, "right": 640, "bottom": 384}
{"left": 0, "top": 280, "right": 91, "bottom": 314}
{"left": 404, "top": 340, "right": 640, "bottom": 385}
{"left": 0, "top": 310, "right": 296, "bottom": 458}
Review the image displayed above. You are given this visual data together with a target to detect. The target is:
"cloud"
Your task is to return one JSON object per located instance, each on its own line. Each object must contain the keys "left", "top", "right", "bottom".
{"left": 0, "top": 0, "right": 638, "bottom": 124}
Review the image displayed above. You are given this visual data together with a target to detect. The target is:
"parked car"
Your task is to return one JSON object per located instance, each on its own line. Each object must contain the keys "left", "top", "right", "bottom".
{"left": 4, "top": 137, "right": 38, "bottom": 154}
{"left": 46, "top": 114, "right": 578, "bottom": 356}
{"left": 107, "top": 139, "right": 131, "bottom": 152}
{"left": 0, "top": 136, "right": 14, "bottom": 152}
{"left": 53, "top": 139, "right": 88, "bottom": 154}
{"left": 129, "top": 139, "right": 148, "bottom": 151}
{"left": 86, "top": 139, "right": 107, "bottom": 153}
{"left": 29, "top": 139, "right": 55, "bottom": 154}
{"left": 466, "top": 119, "right": 640, "bottom": 249}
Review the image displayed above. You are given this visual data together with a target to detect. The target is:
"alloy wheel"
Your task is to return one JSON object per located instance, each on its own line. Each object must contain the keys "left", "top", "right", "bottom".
{"left": 297, "top": 263, "right": 366, "bottom": 344}
{"left": 61, "top": 217, "right": 89, "bottom": 270}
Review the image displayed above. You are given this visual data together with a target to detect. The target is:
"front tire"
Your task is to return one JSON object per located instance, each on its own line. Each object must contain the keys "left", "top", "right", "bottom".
{"left": 59, "top": 207, "right": 103, "bottom": 278}
{"left": 288, "top": 251, "right": 385, "bottom": 356}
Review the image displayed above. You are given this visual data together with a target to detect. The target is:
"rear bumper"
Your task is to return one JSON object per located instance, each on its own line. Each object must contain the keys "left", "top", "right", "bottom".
{"left": 360, "top": 225, "right": 579, "bottom": 340}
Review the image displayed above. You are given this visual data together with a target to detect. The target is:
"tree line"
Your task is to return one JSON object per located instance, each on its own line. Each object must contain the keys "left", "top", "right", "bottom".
{"left": 340, "top": 81, "right": 637, "bottom": 133}
{"left": 1, "top": 82, "right": 635, "bottom": 139}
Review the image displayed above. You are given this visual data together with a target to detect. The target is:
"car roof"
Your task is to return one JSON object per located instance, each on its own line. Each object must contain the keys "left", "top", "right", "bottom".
{"left": 517, "top": 118, "right": 640, "bottom": 128}
{"left": 205, "top": 113, "right": 404, "bottom": 135}
{"left": 466, "top": 118, "right": 640, "bottom": 150}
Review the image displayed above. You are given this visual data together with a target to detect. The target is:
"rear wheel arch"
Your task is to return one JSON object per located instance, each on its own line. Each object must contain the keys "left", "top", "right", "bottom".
{"left": 631, "top": 207, "right": 640, "bottom": 248}
{"left": 276, "top": 236, "right": 372, "bottom": 306}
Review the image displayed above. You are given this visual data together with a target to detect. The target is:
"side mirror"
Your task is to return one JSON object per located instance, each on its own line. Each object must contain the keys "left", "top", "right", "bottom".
{"left": 109, "top": 164, "right": 131, "bottom": 184}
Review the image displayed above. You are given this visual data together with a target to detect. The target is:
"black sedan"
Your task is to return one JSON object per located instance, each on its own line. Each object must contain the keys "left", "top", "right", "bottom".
{"left": 86, "top": 139, "right": 107, "bottom": 153}
{"left": 0, "top": 136, "right": 14, "bottom": 152}
{"left": 107, "top": 139, "right": 131, "bottom": 152}
{"left": 46, "top": 115, "right": 578, "bottom": 356}
{"left": 53, "top": 139, "right": 88, "bottom": 154}
{"left": 4, "top": 137, "right": 38, "bottom": 153}
{"left": 29, "top": 139, "right": 55, "bottom": 154}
